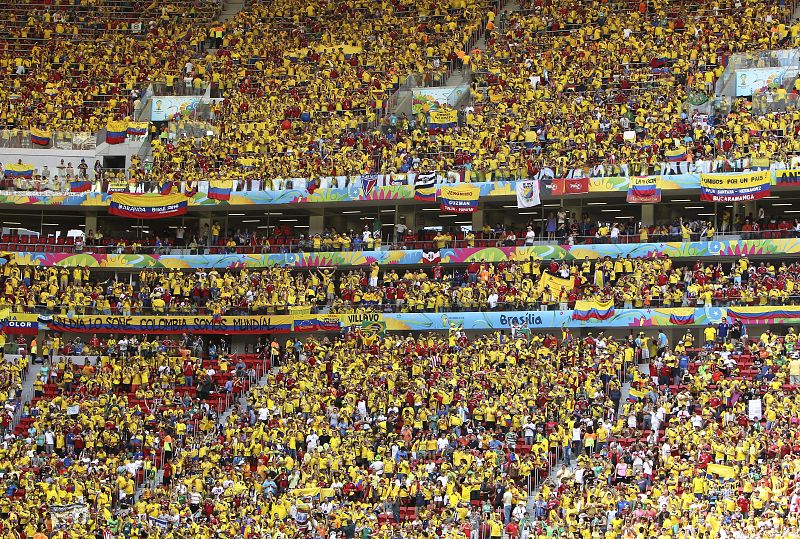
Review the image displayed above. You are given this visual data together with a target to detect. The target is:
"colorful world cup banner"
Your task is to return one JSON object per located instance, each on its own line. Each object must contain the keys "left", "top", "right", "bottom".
{"left": 626, "top": 176, "right": 662, "bottom": 203}
{"left": 109, "top": 193, "right": 188, "bottom": 219}
{"left": 440, "top": 184, "right": 480, "bottom": 213}
{"left": 700, "top": 171, "right": 770, "bottom": 202}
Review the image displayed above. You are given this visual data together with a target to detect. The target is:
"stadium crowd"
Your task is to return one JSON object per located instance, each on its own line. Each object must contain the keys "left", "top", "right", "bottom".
{"left": 0, "top": 320, "right": 798, "bottom": 538}
{"left": 2, "top": 253, "right": 800, "bottom": 316}
{"left": 2, "top": 0, "right": 800, "bottom": 187}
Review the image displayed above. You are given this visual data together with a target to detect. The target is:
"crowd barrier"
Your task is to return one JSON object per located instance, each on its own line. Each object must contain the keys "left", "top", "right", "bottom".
{"left": 3, "top": 306, "right": 798, "bottom": 335}
{"left": 1, "top": 237, "right": 796, "bottom": 269}
{"left": 0, "top": 168, "right": 799, "bottom": 207}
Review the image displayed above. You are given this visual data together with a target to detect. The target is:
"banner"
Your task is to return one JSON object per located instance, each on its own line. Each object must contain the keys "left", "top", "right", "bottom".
{"left": 428, "top": 108, "right": 458, "bottom": 129}
{"left": 572, "top": 299, "right": 615, "bottom": 321}
{"left": 30, "top": 127, "right": 51, "bottom": 146}
{"left": 50, "top": 504, "right": 89, "bottom": 527}
{"left": 109, "top": 193, "right": 188, "bottom": 219}
{"left": 362, "top": 319, "right": 387, "bottom": 337}
{"left": 107, "top": 180, "right": 129, "bottom": 193}
{"left": 208, "top": 179, "right": 233, "bottom": 201}
{"left": 551, "top": 177, "right": 589, "bottom": 196}
{"left": 537, "top": 272, "right": 573, "bottom": 293}
{"left": 700, "top": 171, "right": 770, "bottom": 201}
{"left": 126, "top": 122, "right": 149, "bottom": 136}
{"left": 665, "top": 147, "right": 687, "bottom": 163}
{"left": 626, "top": 176, "right": 661, "bottom": 203}
{"left": 105, "top": 120, "right": 128, "bottom": 144}
{"left": 440, "top": 184, "right": 479, "bottom": 213}
{"left": 414, "top": 172, "right": 437, "bottom": 202}
{"left": 775, "top": 169, "right": 800, "bottom": 184}
{"left": 516, "top": 179, "right": 541, "bottom": 208}
{"left": 4, "top": 163, "right": 34, "bottom": 179}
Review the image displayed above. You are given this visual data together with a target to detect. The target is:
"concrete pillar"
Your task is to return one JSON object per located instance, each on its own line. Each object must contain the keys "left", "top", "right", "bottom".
{"left": 309, "top": 214, "right": 325, "bottom": 235}
{"left": 641, "top": 205, "right": 654, "bottom": 227}
{"left": 471, "top": 208, "right": 484, "bottom": 231}
{"left": 85, "top": 213, "right": 98, "bottom": 235}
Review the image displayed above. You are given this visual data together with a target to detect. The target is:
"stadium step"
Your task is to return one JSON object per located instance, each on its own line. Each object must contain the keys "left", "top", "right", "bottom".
{"left": 220, "top": 0, "right": 245, "bottom": 21}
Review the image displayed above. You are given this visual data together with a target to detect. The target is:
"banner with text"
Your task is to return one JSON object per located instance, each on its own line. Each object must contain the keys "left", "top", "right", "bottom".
{"left": 109, "top": 193, "right": 188, "bottom": 219}
{"left": 700, "top": 171, "right": 770, "bottom": 202}
{"left": 440, "top": 184, "right": 480, "bottom": 213}
{"left": 626, "top": 176, "right": 662, "bottom": 203}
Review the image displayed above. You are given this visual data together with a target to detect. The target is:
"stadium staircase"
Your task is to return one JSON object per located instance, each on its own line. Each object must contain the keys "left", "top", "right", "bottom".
{"left": 220, "top": 0, "right": 245, "bottom": 22}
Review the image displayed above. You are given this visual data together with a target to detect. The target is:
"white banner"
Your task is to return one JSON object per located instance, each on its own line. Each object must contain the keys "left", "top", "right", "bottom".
{"left": 516, "top": 179, "right": 541, "bottom": 208}
{"left": 50, "top": 504, "right": 89, "bottom": 527}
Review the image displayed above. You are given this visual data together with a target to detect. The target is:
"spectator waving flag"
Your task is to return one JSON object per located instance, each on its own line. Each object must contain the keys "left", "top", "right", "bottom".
{"left": 414, "top": 172, "right": 437, "bottom": 202}
{"left": 4, "top": 163, "right": 34, "bottom": 178}
{"left": 30, "top": 127, "right": 51, "bottom": 146}
{"left": 105, "top": 120, "right": 128, "bottom": 144}
{"left": 665, "top": 146, "right": 687, "bottom": 162}
{"left": 515, "top": 179, "right": 541, "bottom": 208}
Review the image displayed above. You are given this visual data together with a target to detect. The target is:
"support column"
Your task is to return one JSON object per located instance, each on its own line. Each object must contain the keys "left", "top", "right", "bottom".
{"left": 85, "top": 213, "right": 98, "bottom": 235}
{"left": 641, "top": 205, "right": 654, "bottom": 226}
{"left": 309, "top": 214, "right": 325, "bottom": 236}
{"left": 471, "top": 208, "right": 484, "bottom": 231}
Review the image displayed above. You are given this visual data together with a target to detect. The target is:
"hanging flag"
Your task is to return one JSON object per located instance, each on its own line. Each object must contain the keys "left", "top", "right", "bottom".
{"left": 109, "top": 193, "right": 188, "bottom": 219}
{"left": 571, "top": 299, "right": 615, "bottom": 321}
{"left": 105, "top": 120, "right": 128, "bottom": 144}
{"left": 775, "top": 169, "right": 800, "bottom": 184}
{"left": 626, "top": 176, "right": 662, "bottom": 203}
{"left": 185, "top": 183, "right": 198, "bottom": 197}
{"left": 665, "top": 146, "right": 687, "bottom": 162}
{"left": 551, "top": 177, "right": 589, "bottom": 196}
{"left": 387, "top": 174, "right": 409, "bottom": 186}
{"left": 126, "top": 122, "right": 149, "bottom": 136}
{"left": 669, "top": 312, "right": 695, "bottom": 325}
{"left": 30, "top": 127, "right": 51, "bottom": 146}
{"left": 70, "top": 180, "right": 92, "bottom": 193}
{"left": 700, "top": 171, "right": 770, "bottom": 202}
{"left": 413, "top": 172, "right": 437, "bottom": 202}
{"left": 515, "top": 179, "right": 541, "bottom": 208}
{"left": 3, "top": 163, "right": 34, "bottom": 179}
{"left": 160, "top": 181, "right": 173, "bottom": 195}
{"left": 360, "top": 173, "right": 378, "bottom": 198}
{"left": 208, "top": 179, "right": 233, "bottom": 201}
{"left": 421, "top": 251, "right": 441, "bottom": 264}
{"left": 306, "top": 177, "right": 321, "bottom": 194}
{"left": 440, "top": 184, "right": 480, "bottom": 213}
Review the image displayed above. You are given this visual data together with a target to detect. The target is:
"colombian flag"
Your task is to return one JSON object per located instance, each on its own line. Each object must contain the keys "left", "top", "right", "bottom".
{"left": 30, "top": 127, "right": 51, "bottom": 146}
{"left": 208, "top": 179, "right": 233, "bottom": 201}
{"left": 571, "top": 299, "right": 615, "bottom": 321}
{"left": 160, "top": 181, "right": 173, "bottom": 195}
{"left": 126, "top": 122, "right": 148, "bottom": 137}
{"left": 70, "top": 180, "right": 92, "bottom": 193}
{"left": 109, "top": 193, "right": 188, "bottom": 219}
{"left": 106, "top": 120, "right": 128, "bottom": 144}
{"left": 669, "top": 312, "right": 695, "bottom": 325}
{"left": 665, "top": 146, "right": 687, "bottom": 162}
{"left": 4, "top": 163, "right": 34, "bottom": 179}
{"left": 185, "top": 183, "right": 198, "bottom": 197}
